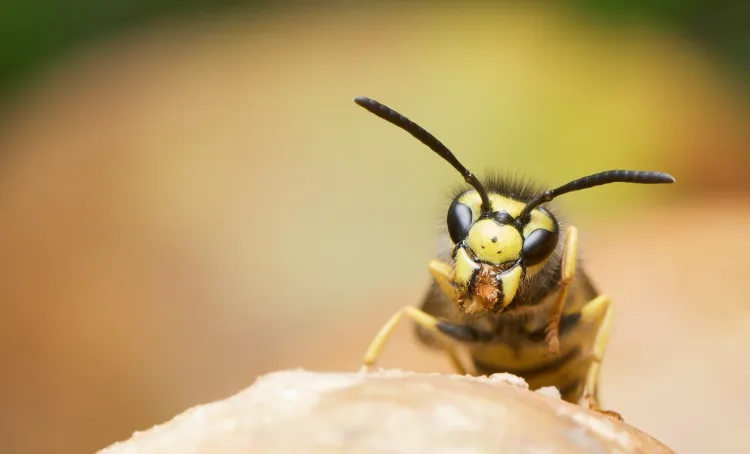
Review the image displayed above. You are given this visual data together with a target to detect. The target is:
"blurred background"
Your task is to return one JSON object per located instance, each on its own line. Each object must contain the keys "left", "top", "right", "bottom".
{"left": 1, "top": 1, "right": 749, "bottom": 453}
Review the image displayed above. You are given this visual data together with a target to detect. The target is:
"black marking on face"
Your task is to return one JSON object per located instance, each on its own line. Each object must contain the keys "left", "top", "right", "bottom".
{"left": 494, "top": 273, "right": 505, "bottom": 307}
{"left": 492, "top": 211, "right": 515, "bottom": 224}
{"left": 466, "top": 266, "right": 480, "bottom": 300}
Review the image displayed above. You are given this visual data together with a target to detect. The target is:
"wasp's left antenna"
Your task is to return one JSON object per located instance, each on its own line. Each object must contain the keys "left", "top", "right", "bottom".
{"left": 354, "top": 96, "right": 492, "bottom": 214}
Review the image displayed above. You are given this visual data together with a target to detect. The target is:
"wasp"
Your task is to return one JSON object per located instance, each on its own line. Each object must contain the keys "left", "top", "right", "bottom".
{"left": 353, "top": 96, "right": 674, "bottom": 419}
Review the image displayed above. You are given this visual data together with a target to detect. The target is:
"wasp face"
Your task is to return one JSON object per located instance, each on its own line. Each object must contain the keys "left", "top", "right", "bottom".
{"left": 447, "top": 190, "right": 560, "bottom": 315}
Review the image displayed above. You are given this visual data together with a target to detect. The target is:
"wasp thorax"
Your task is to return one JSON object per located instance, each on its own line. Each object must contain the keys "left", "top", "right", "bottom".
{"left": 465, "top": 219, "right": 522, "bottom": 265}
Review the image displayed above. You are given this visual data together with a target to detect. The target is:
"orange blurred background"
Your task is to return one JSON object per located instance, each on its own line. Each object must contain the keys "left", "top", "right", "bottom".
{"left": 1, "top": 3, "right": 749, "bottom": 454}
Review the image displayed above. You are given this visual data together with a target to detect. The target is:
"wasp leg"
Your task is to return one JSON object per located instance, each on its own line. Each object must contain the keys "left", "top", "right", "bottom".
{"left": 545, "top": 225, "right": 578, "bottom": 355}
{"left": 580, "top": 294, "right": 623, "bottom": 421}
{"left": 428, "top": 259, "right": 457, "bottom": 300}
{"left": 362, "top": 305, "right": 468, "bottom": 375}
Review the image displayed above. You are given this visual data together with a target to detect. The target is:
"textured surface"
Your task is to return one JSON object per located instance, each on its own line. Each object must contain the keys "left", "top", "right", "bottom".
{"left": 98, "top": 369, "right": 675, "bottom": 454}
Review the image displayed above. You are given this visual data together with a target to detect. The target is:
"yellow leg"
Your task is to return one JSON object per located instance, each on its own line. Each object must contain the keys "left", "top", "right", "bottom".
{"left": 579, "top": 294, "right": 623, "bottom": 420}
{"left": 429, "top": 259, "right": 456, "bottom": 300}
{"left": 545, "top": 225, "right": 578, "bottom": 355}
{"left": 363, "top": 305, "right": 468, "bottom": 375}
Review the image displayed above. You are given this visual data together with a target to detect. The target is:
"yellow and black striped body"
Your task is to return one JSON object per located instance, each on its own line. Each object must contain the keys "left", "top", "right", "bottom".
{"left": 417, "top": 256, "right": 604, "bottom": 403}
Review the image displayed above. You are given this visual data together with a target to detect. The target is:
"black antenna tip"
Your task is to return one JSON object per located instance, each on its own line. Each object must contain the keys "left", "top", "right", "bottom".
{"left": 658, "top": 172, "right": 676, "bottom": 183}
{"left": 353, "top": 96, "right": 388, "bottom": 117}
{"left": 354, "top": 96, "right": 373, "bottom": 107}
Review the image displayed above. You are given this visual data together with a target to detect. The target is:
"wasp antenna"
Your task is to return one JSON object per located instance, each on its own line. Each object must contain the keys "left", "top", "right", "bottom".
{"left": 354, "top": 96, "right": 492, "bottom": 213}
{"left": 517, "top": 170, "right": 676, "bottom": 222}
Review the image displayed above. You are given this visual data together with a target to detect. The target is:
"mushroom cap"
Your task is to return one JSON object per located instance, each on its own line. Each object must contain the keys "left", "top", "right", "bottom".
{"left": 98, "top": 369, "right": 675, "bottom": 454}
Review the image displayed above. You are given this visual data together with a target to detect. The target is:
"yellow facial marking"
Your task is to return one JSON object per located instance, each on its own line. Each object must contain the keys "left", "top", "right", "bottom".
{"left": 498, "top": 265, "right": 523, "bottom": 309}
{"left": 522, "top": 211, "right": 555, "bottom": 237}
{"left": 453, "top": 247, "right": 479, "bottom": 292}
{"left": 466, "top": 219, "right": 522, "bottom": 265}
{"left": 457, "top": 192, "right": 528, "bottom": 219}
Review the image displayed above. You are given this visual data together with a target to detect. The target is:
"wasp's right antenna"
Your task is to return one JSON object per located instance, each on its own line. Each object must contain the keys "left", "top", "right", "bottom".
{"left": 516, "top": 170, "right": 676, "bottom": 223}
{"left": 354, "top": 96, "right": 492, "bottom": 215}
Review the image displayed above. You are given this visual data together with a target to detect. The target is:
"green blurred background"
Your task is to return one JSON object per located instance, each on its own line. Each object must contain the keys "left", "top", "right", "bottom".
{"left": 1, "top": 1, "right": 749, "bottom": 453}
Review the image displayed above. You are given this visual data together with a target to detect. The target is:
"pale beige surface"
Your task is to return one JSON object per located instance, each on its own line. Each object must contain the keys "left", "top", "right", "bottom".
{"left": 98, "top": 369, "right": 675, "bottom": 454}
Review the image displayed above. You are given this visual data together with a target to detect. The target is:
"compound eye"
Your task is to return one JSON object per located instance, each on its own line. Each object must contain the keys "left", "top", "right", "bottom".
{"left": 447, "top": 200, "right": 473, "bottom": 244}
{"left": 522, "top": 228, "right": 559, "bottom": 266}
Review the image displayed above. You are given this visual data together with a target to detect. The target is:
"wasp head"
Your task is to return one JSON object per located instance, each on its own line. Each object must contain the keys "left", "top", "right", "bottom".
{"left": 446, "top": 189, "right": 559, "bottom": 315}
